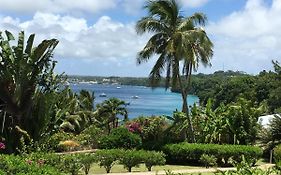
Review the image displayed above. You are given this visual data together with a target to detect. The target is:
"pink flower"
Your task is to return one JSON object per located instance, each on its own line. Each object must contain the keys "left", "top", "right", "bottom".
{"left": 37, "top": 159, "right": 45, "bottom": 166}
{"left": 0, "top": 142, "right": 5, "bottom": 150}
{"left": 26, "top": 160, "right": 33, "bottom": 165}
{"left": 126, "top": 122, "right": 142, "bottom": 134}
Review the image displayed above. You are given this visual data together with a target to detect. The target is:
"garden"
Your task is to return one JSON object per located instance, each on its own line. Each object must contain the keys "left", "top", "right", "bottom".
{"left": 1, "top": 0, "right": 281, "bottom": 174}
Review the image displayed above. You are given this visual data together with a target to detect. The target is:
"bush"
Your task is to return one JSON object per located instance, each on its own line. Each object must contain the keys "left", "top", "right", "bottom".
{"left": 77, "top": 125, "right": 104, "bottom": 148}
{"left": 62, "top": 154, "right": 83, "bottom": 175}
{"left": 163, "top": 143, "right": 262, "bottom": 166}
{"left": 142, "top": 150, "right": 166, "bottom": 171}
{"left": 274, "top": 144, "right": 281, "bottom": 163}
{"left": 95, "top": 149, "right": 122, "bottom": 173}
{"left": 119, "top": 150, "right": 143, "bottom": 172}
{"left": 0, "top": 154, "right": 62, "bottom": 174}
{"left": 80, "top": 153, "right": 97, "bottom": 175}
{"left": 27, "top": 152, "right": 63, "bottom": 170}
{"left": 199, "top": 154, "right": 217, "bottom": 168}
{"left": 43, "top": 131, "right": 75, "bottom": 152}
{"left": 130, "top": 116, "right": 170, "bottom": 150}
{"left": 220, "top": 156, "right": 279, "bottom": 175}
{"left": 98, "top": 127, "right": 142, "bottom": 149}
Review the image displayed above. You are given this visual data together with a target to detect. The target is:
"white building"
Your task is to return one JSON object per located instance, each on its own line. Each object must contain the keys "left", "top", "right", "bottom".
{"left": 258, "top": 114, "right": 281, "bottom": 128}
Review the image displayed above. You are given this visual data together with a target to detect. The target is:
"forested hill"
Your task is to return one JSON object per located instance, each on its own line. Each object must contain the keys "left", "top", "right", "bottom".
{"left": 68, "top": 62, "right": 281, "bottom": 114}
{"left": 67, "top": 70, "right": 246, "bottom": 88}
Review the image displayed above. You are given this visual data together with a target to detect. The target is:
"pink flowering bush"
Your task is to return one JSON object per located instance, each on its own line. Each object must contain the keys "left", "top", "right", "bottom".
{"left": 126, "top": 121, "right": 142, "bottom": 134}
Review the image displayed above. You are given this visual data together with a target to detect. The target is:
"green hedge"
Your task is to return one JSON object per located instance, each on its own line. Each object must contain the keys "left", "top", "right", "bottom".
{"left": 95, "top": 149, "right": 166, "bottom": 173}
{"left": 162, "top": 143, "right": 262, "bottom": 166}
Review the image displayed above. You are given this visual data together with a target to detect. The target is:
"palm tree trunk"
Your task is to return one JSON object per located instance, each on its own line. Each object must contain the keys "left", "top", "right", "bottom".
{"left": 176, "top": 63, "right": 195, "bottom": 143}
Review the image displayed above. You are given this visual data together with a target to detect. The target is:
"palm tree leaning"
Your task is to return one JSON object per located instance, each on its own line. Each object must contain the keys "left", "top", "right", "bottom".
{"left": 136, "top": 0, "right": 213, "bottom": 142}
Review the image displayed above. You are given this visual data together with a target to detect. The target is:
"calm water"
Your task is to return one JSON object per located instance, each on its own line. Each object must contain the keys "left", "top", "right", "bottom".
{"left": 70, "top": 84, "right": 199, "bottom": 118}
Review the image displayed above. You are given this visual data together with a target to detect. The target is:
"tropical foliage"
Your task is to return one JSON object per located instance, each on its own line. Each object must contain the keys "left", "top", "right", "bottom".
{"left": 0, "top": 31, "right": 61, "bottom": 153}
{"left": 95, "top": 97, "right": 128, "bottom": 133}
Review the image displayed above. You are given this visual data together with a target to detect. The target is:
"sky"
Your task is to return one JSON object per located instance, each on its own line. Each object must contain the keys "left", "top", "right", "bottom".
{"left": 0, "top": 0, "right": 280, "bottom": 77}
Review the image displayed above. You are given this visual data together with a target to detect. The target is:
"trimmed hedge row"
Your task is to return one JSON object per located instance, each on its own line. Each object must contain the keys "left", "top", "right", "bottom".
{"left": 162, "top": 143, "right": 262, "bottom": 166}
{"left": 95, "top": 149, "right": 166, "bottom": 173}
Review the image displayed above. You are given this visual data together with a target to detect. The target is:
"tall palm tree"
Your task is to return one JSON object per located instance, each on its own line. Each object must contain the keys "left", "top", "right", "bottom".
{"left": 96, "top": 98, "right": 128, "bottom": 134}
{"left": 136, "top": 0, "right": 213, "bottom": 142}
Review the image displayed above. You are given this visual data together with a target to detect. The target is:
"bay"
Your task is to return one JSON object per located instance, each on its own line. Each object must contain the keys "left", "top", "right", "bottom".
{"left": 70, "top": 84, "right": 199, "bottom": 118}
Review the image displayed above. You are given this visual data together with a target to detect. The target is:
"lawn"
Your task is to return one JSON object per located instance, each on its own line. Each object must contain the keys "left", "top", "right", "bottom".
{"left": 89, "top": 163, "right": 204, "bottom": 174}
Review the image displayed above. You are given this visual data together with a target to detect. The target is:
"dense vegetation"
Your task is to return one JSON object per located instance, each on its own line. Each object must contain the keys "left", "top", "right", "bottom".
{"left": 163, "top": 143, "right": 262, "bottom": 166}
{"left": 0, "top": 0, "right": 281, "bottom": 174}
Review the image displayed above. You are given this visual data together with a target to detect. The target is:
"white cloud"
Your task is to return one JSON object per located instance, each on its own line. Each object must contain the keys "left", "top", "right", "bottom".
{"left": 180, "top": 0, "right": 211, "bottom": 8}
{"left": 0, "top": 12, "right": 148, "bottom": 64}
{"left": 206, "top": 0, "right": 281, "bottom": 73}
{"left": 0, "top": 0, "right": 116, "bottom": 14}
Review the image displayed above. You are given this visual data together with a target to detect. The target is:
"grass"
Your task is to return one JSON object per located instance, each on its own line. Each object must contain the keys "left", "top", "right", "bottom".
{"left": 89, "top": 163, "right": 204, "bottom": 174}
{"left": 88, "top": 159, "right": 269, "bottom": 174}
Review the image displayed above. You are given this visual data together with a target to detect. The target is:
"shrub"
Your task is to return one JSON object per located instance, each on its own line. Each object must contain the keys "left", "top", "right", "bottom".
{"left": 95, "top": 149, "right": 122, "bottom": 173}
{"left": 163, "top": 143, "right": 262, "bottom": 166}
{"left": 0, "top": 154, "right": 62, "bottom": 174}
{"left": 80, "top": 153, "right": 97, "bottom": 175}
{"left": 131, "top": 116, "right": 169, "bottom": 150}
{"left": 26, "top": 152, "right": 63, "bottom": 169}
{"left": 119, "top": 150, "right": 143, "bottom": 172}
{"left": 78, "top": 125, "right": 104, "bottom": 148}
{"left": 199, "top": 154, "right": 217, "bottom": 168}
{"left": 98, "top": 127, "right": 142, "bottom": 149}
{"left": 58, "top": 140, "right": 80, "bottom": 152}
{"left": 220, "top": 156, "right": 279, "bottom": 175}
{"left": 62, "top": 154, "right": 83, "bottom": 175}
{"left": 142, "top": 150, "right": 166, "bottom": 171}
{"left": 274, "top": 144, "right": 281, "bottom": 163}
{"left": 43, "top": 131, "right": 75, "bottom": 152}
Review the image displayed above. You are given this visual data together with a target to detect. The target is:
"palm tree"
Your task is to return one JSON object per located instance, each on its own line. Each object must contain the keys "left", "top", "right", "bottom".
{"left": 96, "top": 98, "right": 128, "bottom": 134}
{"left": 136, "top": 0, "right": 213, "bottom": 142}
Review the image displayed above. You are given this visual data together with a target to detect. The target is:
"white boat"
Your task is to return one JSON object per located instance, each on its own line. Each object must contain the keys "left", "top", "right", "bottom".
{"left": 131, "top": 96, "right": 139, "bottom": 99}
{"left": 116, "top": 86, "right": 121, "bottom": 89}
{"left": 99, "top": 93, "right": 107, "bottom": 97}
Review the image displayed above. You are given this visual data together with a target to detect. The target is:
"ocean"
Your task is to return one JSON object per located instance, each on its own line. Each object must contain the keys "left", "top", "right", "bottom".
{"left": 70, "top": 84, "right": 199, "bottom": 118}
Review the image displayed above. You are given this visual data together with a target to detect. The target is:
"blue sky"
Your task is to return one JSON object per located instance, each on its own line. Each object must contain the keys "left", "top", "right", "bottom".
{"left": 0, "top": 0, "right": 280, "bottom": 77}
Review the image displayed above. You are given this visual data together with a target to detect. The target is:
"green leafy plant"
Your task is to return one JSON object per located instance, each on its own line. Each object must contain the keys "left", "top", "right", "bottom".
{"left": 219, "top": 156, "right": 278, "bottom": 175}
{"left": 62, "top": 154, "right": 83, "bottom": 175}
{"left": 0, "top": 30, "right": 61, "bottom": 153}
{"left": 119, "top": 150, "right": 143, "bottom": 172}
{"left": 80, "top": 153, "right": 97, "bottom": 175}
{"left": 199, "top": 154, "right": 217, "bottom": 168}
{"left": 95, "top": 149, "right": 122, "bottom": 173}
{"left": 77, "top": 125, "right": 104, "bottom": 148}
{"left": 0, "top": 154, "right": 62, "bottom": 174}
{"left": 142, "top": 150, "right": 166, "bottom": 171}
{"left": 98, "top": 127, "right": 142, "bottom": 149}
{"left": 274, "top": 144, "right": 281, "bottom": 162}
{"left": 163, "top": 143, "right": 262, "bottom": 166}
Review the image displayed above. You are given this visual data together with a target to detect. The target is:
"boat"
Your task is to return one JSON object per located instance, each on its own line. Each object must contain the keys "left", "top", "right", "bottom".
{"left": 131, "top": 96, "right": 139, "bottom": 99}
{"left": 116, "top": 86, "right": 121, "bottom": 89}
{"left": 99, "top": 93, "right": 107, "bottom": 97}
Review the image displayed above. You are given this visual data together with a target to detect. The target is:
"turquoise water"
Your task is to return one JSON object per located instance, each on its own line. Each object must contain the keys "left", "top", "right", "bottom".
{"left": 70, "top": 84, "right": 199, "bottom": 118}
